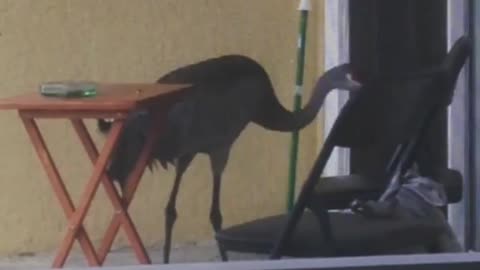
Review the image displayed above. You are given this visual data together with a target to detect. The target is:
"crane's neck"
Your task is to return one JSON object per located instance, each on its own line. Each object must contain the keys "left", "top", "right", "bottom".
{"left": 253, "top": 74, "right": 340, "bottom": 132}
{"left": 291, "top": 75, "right": 335, "bottom": 129}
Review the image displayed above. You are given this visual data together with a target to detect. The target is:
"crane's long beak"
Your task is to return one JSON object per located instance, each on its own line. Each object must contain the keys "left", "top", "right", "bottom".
{"left": 346, "top": 73, "right": 363, "bottom": 90}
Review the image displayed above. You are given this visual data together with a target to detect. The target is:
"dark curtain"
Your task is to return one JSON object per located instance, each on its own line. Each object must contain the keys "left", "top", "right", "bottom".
{"left": 348, "top": 0, "right": 447, "bottom": 178}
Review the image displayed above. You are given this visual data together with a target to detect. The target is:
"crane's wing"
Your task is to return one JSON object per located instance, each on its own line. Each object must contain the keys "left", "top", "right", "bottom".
{"left": 162, "top": 79, "right": 262, "bottom": 155}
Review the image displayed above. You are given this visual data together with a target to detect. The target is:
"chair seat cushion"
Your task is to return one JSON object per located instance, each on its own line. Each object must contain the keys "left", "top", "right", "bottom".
{"left": 313, "top": 175, "right": 385, "bottom": 209}
{"left": 313, "top": 169, "right": 463, "bottom": 209}
{"left": 216, "top": 211, "right": 443, "bottom": 257}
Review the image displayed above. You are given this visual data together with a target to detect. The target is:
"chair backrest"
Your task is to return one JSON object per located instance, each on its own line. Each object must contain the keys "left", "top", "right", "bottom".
{"left": 324, "top": 36, "right": 471, "bottom": 179}
{"left": 390, "top": 35, "right": 472, "bottom": 176}
{"left": 441, "top": 36, "right": 472, "bottom": 107}
{"left": 299, "top": 65, "right": 444, "bottom": 209}
{"left": 309, "top": 68, "right": 441, "bottom": 191}
{"left": 370, "top": 36, "right": 472, "bottom": 202}
{"left": 303, "top": 36, "right": 472, "bottom": 200}
{"left": 327, "top": 67, "right": 441, "bottom": 151}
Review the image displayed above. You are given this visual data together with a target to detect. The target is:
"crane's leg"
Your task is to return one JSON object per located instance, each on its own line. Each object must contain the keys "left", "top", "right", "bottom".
{"left": 164, "top": 154, "right": 194, "bottom": 264}
{"left": 209, "top": 148, "right": 230, "bottom": 261}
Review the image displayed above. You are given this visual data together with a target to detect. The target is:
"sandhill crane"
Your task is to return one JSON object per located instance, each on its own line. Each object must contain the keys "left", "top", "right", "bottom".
{"left": 97, "top": 54, "right": 361, "bottom": 263}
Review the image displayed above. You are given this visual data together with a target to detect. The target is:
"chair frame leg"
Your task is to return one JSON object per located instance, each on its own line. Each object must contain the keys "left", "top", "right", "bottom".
{"left": 270, "top": 141, "right": 335, "bottom": 259}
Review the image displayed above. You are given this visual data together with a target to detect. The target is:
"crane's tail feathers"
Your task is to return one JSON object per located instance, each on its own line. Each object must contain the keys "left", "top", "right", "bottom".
{"left": 160, "top": 160, "right": 169, "bottom": 170}
{"left": 146, "top": 159, "right": 169, "bottom": 171}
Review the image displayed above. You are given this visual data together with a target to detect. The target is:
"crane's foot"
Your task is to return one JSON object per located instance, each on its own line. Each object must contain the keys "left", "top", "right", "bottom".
{"left": 217, "top": 243, "right": 228, "bottom": 261}
{"left": 163, "top": 206, "right": 177, "bottom": 264}
{"left": 210, "top": 210, "right": 228, "bottom": 261}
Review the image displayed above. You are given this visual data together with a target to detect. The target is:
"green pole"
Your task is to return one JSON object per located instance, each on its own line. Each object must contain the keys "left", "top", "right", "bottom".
{"left": 287, "top": 0, "right": 311, "bottom": 211}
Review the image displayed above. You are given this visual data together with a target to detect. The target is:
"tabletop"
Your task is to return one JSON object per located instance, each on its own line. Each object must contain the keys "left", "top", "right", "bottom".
{"left": 0, "top": 83, "right": 191, "bottom": 112}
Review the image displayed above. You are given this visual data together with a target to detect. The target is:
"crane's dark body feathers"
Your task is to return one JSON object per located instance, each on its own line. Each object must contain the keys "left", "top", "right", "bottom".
{"left": 97, "top": 54, "right": 360, "bottom": 263}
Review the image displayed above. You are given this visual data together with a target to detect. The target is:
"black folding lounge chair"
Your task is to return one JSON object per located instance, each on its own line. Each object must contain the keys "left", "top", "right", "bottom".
{"left": 310, "top": 35, "right": 470, "bottom": 212}
{"left": 215, "top": 36, "right": 471, "bottom": 259}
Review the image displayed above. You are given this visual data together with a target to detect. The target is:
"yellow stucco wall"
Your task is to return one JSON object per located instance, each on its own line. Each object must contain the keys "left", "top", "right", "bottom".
{"left": 0, "top": 0, "right": 324, "bottom": 255}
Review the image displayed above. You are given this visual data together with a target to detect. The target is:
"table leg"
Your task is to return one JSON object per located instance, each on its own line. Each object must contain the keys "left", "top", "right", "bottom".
{"left": 20, "top": 116, "right": 101, "bottom": 268}
{"left": 71, "top": 119, "right": 151, "bottom": 264}
{"left": 97, "top": 113, "right": 165, "bottom": 262}
{"left": 50, "top": 118, "right": 125, "bottom": 268}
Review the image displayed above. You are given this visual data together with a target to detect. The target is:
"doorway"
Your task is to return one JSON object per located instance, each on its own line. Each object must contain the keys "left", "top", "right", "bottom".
{"left": 323, "top": 0, "right": 475, "bottom": 250}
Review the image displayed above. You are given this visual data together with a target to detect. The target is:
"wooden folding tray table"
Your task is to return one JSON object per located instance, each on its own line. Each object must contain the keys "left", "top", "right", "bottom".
{"left": 0, "top": 83, "right": 189, "bottom": 268}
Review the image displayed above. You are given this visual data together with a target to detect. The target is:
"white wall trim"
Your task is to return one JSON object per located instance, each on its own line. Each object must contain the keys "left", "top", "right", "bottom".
{"left": 446, "top": 0, "right": 470, "bottom": 250}
{"left": 321, "top": 0, "right": 350, "bottom": 177}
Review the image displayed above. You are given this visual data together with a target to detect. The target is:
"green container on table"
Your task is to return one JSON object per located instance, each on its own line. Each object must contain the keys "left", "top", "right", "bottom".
{"left": 39, "top": 81, "right": 97, "bottom": 98}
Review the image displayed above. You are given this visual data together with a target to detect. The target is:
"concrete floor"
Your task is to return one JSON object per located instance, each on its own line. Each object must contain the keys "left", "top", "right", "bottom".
{"left": 0, "top": 241, "right": 266, "bottom": 269}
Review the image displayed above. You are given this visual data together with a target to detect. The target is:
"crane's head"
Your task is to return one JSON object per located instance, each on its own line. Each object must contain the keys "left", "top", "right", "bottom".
{"left": 321, "top": 63, "right": 362, "bottom": 92}
{"left": 97, "top": 110, "right": 151, "bottom": 190}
